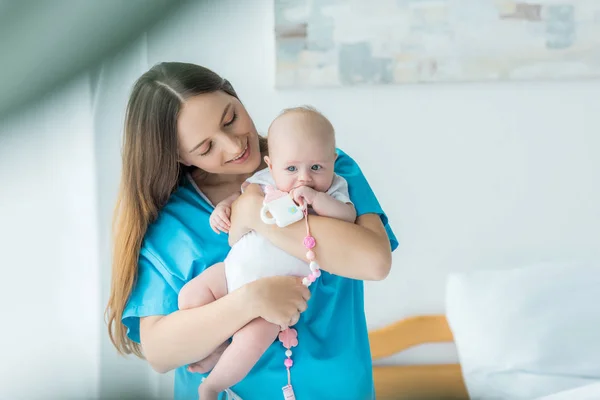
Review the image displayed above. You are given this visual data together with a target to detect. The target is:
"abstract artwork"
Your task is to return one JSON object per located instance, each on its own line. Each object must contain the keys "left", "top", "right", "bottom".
{"left": 274, "top": 0, "right": 600, "bottom": 87}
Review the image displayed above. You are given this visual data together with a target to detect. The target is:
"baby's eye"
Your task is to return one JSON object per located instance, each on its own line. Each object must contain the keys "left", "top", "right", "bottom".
{"left": 286, "top": 166, "right": 297, "bottom": 172}
{"left": 311, "top": 164, "right": 322, "bottom": 171}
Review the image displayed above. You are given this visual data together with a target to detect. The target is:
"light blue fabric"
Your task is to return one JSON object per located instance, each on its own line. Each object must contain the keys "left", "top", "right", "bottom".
{"left": 123, "top": 149, "right": 398, "bottom": 400}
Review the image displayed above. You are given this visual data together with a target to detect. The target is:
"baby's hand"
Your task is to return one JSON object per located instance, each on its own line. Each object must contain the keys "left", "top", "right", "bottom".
{"left": 210, "top": 203, "right": 231, "bottom": 234}
{"left": 291, "top": 186, "right": 318, "bottom": 207}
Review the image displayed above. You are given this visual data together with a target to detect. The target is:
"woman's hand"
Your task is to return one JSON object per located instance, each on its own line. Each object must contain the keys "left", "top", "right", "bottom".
{"left": 244, "top": 276, "right": 311, "bottom": 330}
{"left": 228, "top": 183, "right": 264, "bottom": 245}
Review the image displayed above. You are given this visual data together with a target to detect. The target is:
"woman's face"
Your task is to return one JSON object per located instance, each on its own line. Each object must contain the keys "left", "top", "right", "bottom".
{"left": 177, "top": 91, "right": 261, "bottom": 176}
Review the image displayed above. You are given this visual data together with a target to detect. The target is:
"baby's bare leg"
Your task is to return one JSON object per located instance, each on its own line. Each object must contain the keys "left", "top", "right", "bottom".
{"left": 178, "top": 263, "right": 229, "bottom": 374}
{"left": 178, "top": 262, "right": 227, "bottom": 309}
{"left": 199, "top": 318, "right": 280, "bottom": 399}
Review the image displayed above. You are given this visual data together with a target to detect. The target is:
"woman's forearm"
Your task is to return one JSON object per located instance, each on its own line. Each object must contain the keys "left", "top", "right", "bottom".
{"left": 140, "top": 285, "right": 255, "bottom": 373}
{"left": 253, "top": 213, "right": 392, "bottom": 281}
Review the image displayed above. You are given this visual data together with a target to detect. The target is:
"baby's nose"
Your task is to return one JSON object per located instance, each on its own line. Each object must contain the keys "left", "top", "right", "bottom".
{"left": 298, "top": 174, "right": 312, "bottom": 183}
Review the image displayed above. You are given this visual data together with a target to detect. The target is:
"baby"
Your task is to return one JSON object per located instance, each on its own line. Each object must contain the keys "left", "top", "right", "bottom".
{"left": 177, "top": 106, "right": 356, "bottom": 400}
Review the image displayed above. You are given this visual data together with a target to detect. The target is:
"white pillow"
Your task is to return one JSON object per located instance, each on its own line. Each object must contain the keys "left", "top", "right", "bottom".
{"left": 445, "top": 260, "right": 600, "bottom": 400}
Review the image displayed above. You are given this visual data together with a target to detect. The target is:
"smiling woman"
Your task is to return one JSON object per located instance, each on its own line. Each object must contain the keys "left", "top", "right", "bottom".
{"left": 177, "top": 92, "right": 262, "bottom": 177}
{"left": 106, "top": 61, "right": 397, "bottom": 400}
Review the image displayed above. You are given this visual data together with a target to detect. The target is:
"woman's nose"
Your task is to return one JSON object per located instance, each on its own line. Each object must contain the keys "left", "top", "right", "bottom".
{"left": 222, "top": 134, "right": 243, "bottom": 155}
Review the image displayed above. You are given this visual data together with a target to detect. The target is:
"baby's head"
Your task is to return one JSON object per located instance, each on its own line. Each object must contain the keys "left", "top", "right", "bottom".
{"left": 265, "top": 106, "right": 337, "bottom": 193}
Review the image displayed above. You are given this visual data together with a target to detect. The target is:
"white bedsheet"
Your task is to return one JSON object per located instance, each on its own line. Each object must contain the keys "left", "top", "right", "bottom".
{"left": 534, "top": 382, "right": 600, "bottom": 400}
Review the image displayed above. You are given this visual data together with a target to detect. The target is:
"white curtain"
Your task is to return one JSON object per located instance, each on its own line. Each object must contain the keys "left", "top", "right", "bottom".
{"left": 0, "top": 72, "right": 102, "bottom": 399}
{"left": 0, "top": 31, "right": 174, "bottom": 400}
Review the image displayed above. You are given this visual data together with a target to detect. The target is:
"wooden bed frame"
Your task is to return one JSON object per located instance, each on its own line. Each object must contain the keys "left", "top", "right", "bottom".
{"left": 368, "top": 315, "right": 469, "bottom": 400}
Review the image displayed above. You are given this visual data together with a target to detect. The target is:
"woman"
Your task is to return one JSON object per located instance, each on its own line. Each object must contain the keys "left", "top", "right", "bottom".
{"left": 106, "top": 62, "right": 398, "bottom": 400}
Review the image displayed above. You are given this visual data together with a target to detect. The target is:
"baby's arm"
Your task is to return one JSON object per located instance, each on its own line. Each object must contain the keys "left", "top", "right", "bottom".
{"left": 210, "top": 182, "right": 252, "bottom": 234}
{"left": 292, "top": 186, "right": 356, "bottom": 222}
{"left": 312, "top": 192, "right": 356, "bottom": 222}
{"left": 210, "top": 190, "right": 242, "bottom": 234}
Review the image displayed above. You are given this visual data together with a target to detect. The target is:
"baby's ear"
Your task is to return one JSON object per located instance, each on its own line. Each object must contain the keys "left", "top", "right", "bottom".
{"left": 264, "top": 156, "right": 272, "bottom": 169}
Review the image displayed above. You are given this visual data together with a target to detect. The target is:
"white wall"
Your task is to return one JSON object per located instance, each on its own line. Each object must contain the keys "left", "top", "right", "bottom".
{"left": 42, "top": 0, "right": 598, "bottom": 396}
{"left": 2, "top": 1, "right": 599, "bottom": 398}
{"left": 0, "top": 77, "right": 100, "bottom": 399}
{"left": 147, "top": 0, "right": 600, "bottom": 336}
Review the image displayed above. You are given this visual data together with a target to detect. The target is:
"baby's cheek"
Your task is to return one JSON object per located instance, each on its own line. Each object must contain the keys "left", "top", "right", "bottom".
{"left": 315, "top": 175, "right": 334, "bottom": 192}
{"left": 272, "top": 172, "right": 295, "bottom": 192}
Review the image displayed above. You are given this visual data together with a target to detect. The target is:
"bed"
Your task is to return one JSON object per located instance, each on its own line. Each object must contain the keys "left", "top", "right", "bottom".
{"left": 367, "top": 260, "right": 600, "bottom": 400}
{"left": 368, "top": 315, "right": 467, "bottom": 400}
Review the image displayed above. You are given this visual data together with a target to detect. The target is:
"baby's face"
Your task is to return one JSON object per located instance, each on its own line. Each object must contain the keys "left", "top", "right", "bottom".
{"left": 267, "top": 114, "right": 336, "bottom": 193}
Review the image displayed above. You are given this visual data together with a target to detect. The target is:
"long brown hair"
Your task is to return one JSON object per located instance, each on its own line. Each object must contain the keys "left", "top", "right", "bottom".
{"left": 106, "top": 62, "right": 266, "bottom": 357}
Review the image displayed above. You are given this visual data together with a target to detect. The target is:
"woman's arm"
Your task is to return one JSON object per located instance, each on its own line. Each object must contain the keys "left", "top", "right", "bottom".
{"left": 139, "top": 275, "right": 310, "bottom": 373}
{"left": 140, "top": 285, "right": 253, "bottom": 373}
{"left": 229, "top": 184, "right": 392, "bottom": 281}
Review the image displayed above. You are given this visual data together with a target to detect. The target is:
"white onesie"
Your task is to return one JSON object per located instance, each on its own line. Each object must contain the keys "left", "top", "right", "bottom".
{"left": 224, "top": 168, "right": 352, "bottom": 293}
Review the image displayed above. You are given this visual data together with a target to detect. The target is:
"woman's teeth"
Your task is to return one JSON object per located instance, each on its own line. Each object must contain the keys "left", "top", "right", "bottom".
{"left": 230, "top": 143, "right": 247, "bottom": 162}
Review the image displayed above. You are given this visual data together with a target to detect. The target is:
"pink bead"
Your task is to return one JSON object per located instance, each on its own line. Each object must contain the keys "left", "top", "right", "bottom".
{"left": 306, "top": 250, "right": 315, "bottom": 260}
{"left": 303, "top": 236, "right": 316, "bottom": 249}
{"left": 308, "top": 273, "right": 316, "bottom": 282}
{"left": 284, "top": 358, "right": 293, "bottom": 368}
{"left": 313, "top": 269, "right": 321, "bottom": 278}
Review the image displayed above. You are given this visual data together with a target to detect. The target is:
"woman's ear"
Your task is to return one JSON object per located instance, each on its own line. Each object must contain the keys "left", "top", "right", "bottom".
{"left": 264, "top": 156, "right": 272, "bottom": 169}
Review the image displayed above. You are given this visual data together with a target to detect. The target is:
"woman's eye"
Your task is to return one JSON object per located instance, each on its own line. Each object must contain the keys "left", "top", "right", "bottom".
{"left": 200, "top": 142, "right": 213, "bottom": 156}
{"left": 311, "top": 164, "right": 322, "bottom": 171}
{"left": 286, "top": 166, "right": 297, "bottom": 172}
{"left": 224, "top": 111, "right": 237, "bottom": 127}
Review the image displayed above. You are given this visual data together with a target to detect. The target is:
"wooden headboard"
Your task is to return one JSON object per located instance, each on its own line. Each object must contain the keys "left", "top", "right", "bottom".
{"left": 368, "top": 315, "right": 469, "bottom": 400}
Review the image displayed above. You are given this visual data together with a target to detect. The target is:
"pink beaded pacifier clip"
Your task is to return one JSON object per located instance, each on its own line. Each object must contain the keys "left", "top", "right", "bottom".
{"left": 278, "top": 200, "right": 321, "bottom": 400}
